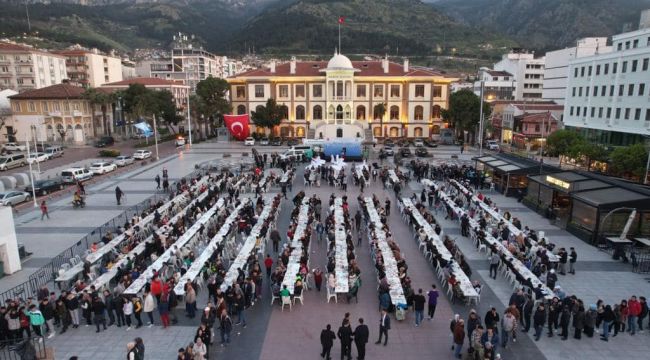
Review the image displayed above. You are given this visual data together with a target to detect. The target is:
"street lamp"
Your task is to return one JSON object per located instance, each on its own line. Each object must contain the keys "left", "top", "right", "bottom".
{"left": 25, "top": 140, "right": 37, "bottom": 208}
{"left": 175, "top": 62, "right": 193, "bottom": 147}
{"left": 152, "top": 113, "right": 160, "bottom": 160}
{"left": 30, "top": 124, "right": 41, "bottom": 174}
{"left": 478, "top": 80, "right": 485, "bottom": 156}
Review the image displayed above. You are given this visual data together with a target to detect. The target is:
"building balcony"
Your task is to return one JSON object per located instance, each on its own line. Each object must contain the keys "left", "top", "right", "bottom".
{"left": 48, "top": 111, "right": 62, "bottom": 117}
{"left": 328, "top": 96, "right": 352, "bottom": 102}
{"left": 72, "top": 110, "right": 83, "bottom": 117}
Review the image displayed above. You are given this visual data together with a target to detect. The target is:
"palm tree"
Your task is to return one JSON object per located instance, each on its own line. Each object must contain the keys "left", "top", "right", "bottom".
{"left": 373, "top": 103, "right": 387, "bottom": 138}
{"left": 83, "top": 87, "right": 102, "bottom": 138}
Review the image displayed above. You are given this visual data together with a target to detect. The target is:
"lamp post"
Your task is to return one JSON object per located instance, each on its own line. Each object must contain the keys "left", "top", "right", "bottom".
{"left": 25, "top": 140, "right": 37, "bottom": 208}
{"left": 478, "top": 80, "right": 485, "bottom": 156}
{"left": 30, "top": 124, "right": 41, "bottom": 174}
{"left": 175, "top": 62, "right": 193, "bottom": 147}
{"left": 152, "top": 113, "right": 160, "bottom": 160}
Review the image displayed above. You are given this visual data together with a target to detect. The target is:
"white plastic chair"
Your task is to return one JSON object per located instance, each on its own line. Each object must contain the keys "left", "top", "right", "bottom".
{"left": 281, "top": 296, "right": 292, "bottom": 311}
{"left": 293, "top": 292, "right": 304, "bottom": 305}
{"left": 327, "top": 286, "right": 338, "bottom": 303}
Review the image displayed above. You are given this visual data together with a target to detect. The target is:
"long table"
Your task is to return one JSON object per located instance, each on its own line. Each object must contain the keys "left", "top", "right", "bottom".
{"left": 333, "top": 198, "right": 349, "bottom": 293}
{"left": 221, "top": 195, "right": 280, "bottom": 291}
{"left": 282, "top": 199, "right": 311, "bottom": 295}
{"left": 363, "top": 197, "right": 407, "bottom": 306}
{"left": 123, "top": 196, "right": 225, "bottom": 295}
{"left": 174, "top": 198, "right": 250, "bottom": 295}
{"left": 387, "top": 170, "right": 400, "bottom": 184}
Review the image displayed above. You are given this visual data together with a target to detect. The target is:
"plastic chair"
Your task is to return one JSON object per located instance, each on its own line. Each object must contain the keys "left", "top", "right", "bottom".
{"left": 327, "top": 286, "right": 338, "bottom": 303}
{"left": 293, "top": 291, "right": 304, "bottom": 305}
{"left": 270, "top": 286, "right": 280, "bottom": 306}
{"left": 281, "top": 296, "right": 292, "bottom": 311}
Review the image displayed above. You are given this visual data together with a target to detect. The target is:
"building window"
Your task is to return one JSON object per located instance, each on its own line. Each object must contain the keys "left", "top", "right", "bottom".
{"left": 574, "top": 68, "right": 578, "bottom": 77}
{"left": 628, "top": 84, "right": 635, "bottom": 96}
{"left": 610, "top": 86, "right": 615, "bottom": 96}
{"left": 236, "top": 86, "right": 245, "bottom": 98}
{"left": 624, "top": 108, "right": 630, "bottom": 119}
{"left": 279, "top": 85, "right": 289, "bottom": 98}
{"left": 578, "top": 87, "right": 583, "bottom": 97}
{"left": 295, "top": 105, "right": 305, "bottom": 120}
{"left": 634, "top": 39, "right": 639, "bottom": 48}
{"left": 279, "top": 105, "right": 288, "bottom": 120}
{"left": 42, "top": 101, "right": 48, "bottom": 112}
{"left": 580, "top": 67, "right": 585, "bottom": 77}
{"left": 63, "top": 102, "right": 69, "bottom": 112}
{"left": 433, "top": 86, "right": 442, "bottom": 98}
{"left": 431, "top": 105, "right": 441, "bottom": 119}
{"left": 618, "top": 85, "right": 624, "bottom": 96}
{"left": 593, "top": 86, "right": 598, "bottom": 96}
{"left": 295, "top": 85, "right": 305, "bottom": 98}
{"left": 644, "top": 59, "right": 649, "bottom": 71}
{"left": 237, "top": 105, "right": 246, "bottom": 115}
{"left": 356, "top": 105, "right": 366, "bottom": 120}
{"left": 590, "top": 107, "right": 595, "bottom": 117}
{"left": 12, "top": 102, "right": 21, "bottom": 112}
{"left": 570, "top": 106, "right": 574, "bottom": 116}
{"left": 596, "top": 65, "right": 601, "bottom": 75}
{"left": 615, "top": 108, "right": 620, "bottom": 119}
{"left": 414, "top": 105, "right": 424, "bottom": 120}
{"left": 598, "top": 107, "right": 603, "bottom": 118}
{"left": 646, "top": 109, "right": 650, "bottom": 121}
{"left": 576, "top": 107, "right": 581, "bottom": 116}
{"left": 607, "top": 107, "right": 611, "bottom": 118}
{"left": 601, "top": 86, "right": 606, "bottom": 96}
{"left": 613, "top": 62, "right": 618, "bottom": 74}
{"left": 632, "top": 60, "right": 638, "bottom": 72}
{"left": 588, "top": 66, "right": 592, "bottom": 76}
{"left": 389, "top": 105, "right": 399, "bottom": 120}
{"left": 635, "top": 108, "right": 641, "bottom": 120}
{"left": 356, "top": 85, "right": 366, "bottom": 98}
{"left": 415, "top": 85, "right": 425, "bottom": 97}
{"left": 313, "top": 105, "right": 322, "bottom": 120}
{"left": 639, "top": 84, "right": 646, "bottom": 96}
{"left": 604, "top": 63, "right": 609, "bottom": 74}
{"left": 572, "top": 87, "right": 576, "bottom": 97}
{"left": 53, "top": 102, "right": 60, "bottom": 111}
{"left": 28, "top": 102, "right": 35, "bottom": 112}
{"left": 313, "top": 85, "right": 323, "bottom": 98}
{"left": 254, "top": 85, "right": 264, "bottom": 98}
{"left": 622, "top": 61, "right": 628, "bottom": 73}
{"left": 390, "top": 85, "right": 400, "bottom": 97}
{"left": 373, "top": 85, "right": 383, "bottom": 97}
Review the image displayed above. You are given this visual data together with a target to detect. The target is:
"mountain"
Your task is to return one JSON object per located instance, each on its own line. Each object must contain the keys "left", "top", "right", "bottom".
{"left": 434, "top": 0, "right": 650, "bottom": 51}
{"left": 223, "top": 0, "right": 516, "bottom": 57}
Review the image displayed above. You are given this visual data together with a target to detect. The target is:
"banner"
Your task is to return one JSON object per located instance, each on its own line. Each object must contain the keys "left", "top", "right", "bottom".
{"left": 223, "top": 114, "right": 250, "bottom": 141}
{"left": 133, "top": 122, "right": 153, "bottom": 137}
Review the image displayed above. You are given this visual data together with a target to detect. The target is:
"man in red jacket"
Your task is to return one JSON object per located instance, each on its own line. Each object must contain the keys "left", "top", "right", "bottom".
{"left": 150, "top": 275, "right": 163, "bottom": 302}
{"left": 628, "top": 295, "right": 642, "bottom": 335}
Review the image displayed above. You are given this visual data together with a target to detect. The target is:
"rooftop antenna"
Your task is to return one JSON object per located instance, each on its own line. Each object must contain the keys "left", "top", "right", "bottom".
{"left": 25, "top": 1, "right": 31, "bottom": 32}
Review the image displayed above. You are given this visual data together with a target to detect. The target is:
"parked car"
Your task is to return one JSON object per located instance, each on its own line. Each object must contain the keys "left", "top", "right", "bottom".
{"left": 89, "top": 161, "right": 117, "bottom": 175}
{"left": 35, "top": 143, "right": 52, "bottom": 152}
{"left": 415, "top": 147, "right": 430, "bottom": 157}
{"left": 271, "top": 137, "right": 283, "bottom": 146}
{"left": 383, "top": 146, "right": 395, "bottom": 156}
{"left": 244, "top": 137, "right": 255, "bottom": 146}
{"left": 60, "top": 167, "right": 93, "bottom": 184}
{"left": 383, "top": 139, "right": 395, "bottom": 147}
{"left": 133, "top": 150, "right": 152, "bottom": 160}
{"left": 94, "top": 136, "right": 115, "bottom": 148}
{"left": 0, "top": 154, "right": 27, "bottom": 171}
{"left": 486, "top": 140, "right": 500, "bottom": 151}
{"left": 26, "top": 152, "right": 49, "bottom": 164}
{"left": 424, "top": 139, "right": 438, "bottom": 148}
{"left": 175, "top": 136, "right": 186, "bottom": 147}
{"left": 25, "top": 179, "right": 64, "bottom": 196}
{"left": 287, "top": 138, "right": 300, "bottom": 146}
{"left": 44, "top": 146, "right": 64, "bottom": 158}
{"left": 413, "top": 138, "right": 425, "bottom": 147}
{"left": 2, "top": 142, "right": 27, "bottom": 152}
{"left": 259, "top": 137, "right": 270, "bottom": 146}
{"left": 114, "top": 155, "right": 134, "bottom": 167}
{"left": 0, "top": 191, "right": 31, "bottom": 206}
{"left": 399, "top": 147, "right": 412, "bottom": 157}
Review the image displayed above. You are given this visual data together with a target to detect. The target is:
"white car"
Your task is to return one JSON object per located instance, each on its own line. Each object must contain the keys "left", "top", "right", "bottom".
{"left": 26, "top": 152, "right": 49, "bottom": 164}
{"left": 114, "top": 155, "right": 134, "bottom": 167}
{"left": 175, "top": 136, "right": 186, "bottom": 147}
{"left": 2, "top": 142, "right": 27, "bottom": 152}
{"left": 413, "top": 139, "right": 424, "bottom": 147}
{"left": 486, "top": 140, "right": 500, "bottom": 151}
{"left": 244, "top": 137, "right": 255, "bottom": 146}
{"left": 0, "top": 191, "right": 31, "bottom": 206}
{"left": 89, "top": 161, "right": 117, "bottom": 175}
{"left": 259, "top": 137, "right": 269, "bottom": 146}
{"left": 133, "top": 150, "right": 152, "bottom": 160}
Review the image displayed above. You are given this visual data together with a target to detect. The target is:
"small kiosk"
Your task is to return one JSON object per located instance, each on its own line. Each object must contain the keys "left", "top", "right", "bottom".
{"left": 473, "top": 154, "right": 556, "bottom": 197}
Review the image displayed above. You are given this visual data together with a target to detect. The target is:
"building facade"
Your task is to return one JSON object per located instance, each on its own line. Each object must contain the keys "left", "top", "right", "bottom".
{"left": 494, "top": 50, "right": 545, "bottom": 101}
{"left": 8, "top": 83, "right": 104, "bottom": 144}
{"left": 55, "top": 49, "right": 123, "bottom": 88}
{"left": 100, "top": 77, "right": 190, "bottom": 110}
{"left": 563, "top": 13, "right": 650, "bottom": 146}
{"left": 0, "top": 42, "right": 67, "bottom": 93}
{"left": 492, "top": 101, "right": 564, "bottom": 144}
{"left": 227, "top": 53, "right": 457, "bottom": 140}
{"left": 474, "top": 68, "right": 515, "bottom": 101}
{"left": 542, "top": 37, "right": 610, "bottom": 105}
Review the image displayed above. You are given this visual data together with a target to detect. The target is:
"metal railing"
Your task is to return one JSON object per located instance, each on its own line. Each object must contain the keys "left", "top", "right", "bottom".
{"left": 0, "top": 337, "right": 47, "bottom": 360}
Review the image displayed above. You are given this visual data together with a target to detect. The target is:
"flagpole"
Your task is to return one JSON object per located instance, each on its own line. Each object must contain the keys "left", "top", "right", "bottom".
{"left": 338, "top": 22, "right": 341, "bottom": 53}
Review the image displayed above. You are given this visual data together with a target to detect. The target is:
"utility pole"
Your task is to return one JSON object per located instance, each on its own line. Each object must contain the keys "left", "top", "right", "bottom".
{"left": 153, "top": 113, "right": 160, "bottom": 160}
{"left": 25, "top": 140, "right": 37, "bottom": 208}
{"left": 478, "top": 80, "right": 485, "bottom": 156}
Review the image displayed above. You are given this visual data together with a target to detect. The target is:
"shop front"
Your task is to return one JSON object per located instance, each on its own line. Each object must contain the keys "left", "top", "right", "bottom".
{"left": 474, "top": 154, "right": 556, "bottom": 197}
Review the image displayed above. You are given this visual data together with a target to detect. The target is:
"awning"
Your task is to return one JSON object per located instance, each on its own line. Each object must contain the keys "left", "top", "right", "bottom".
{"left": 573, "top": 187, "right": 650, "bottom": 208}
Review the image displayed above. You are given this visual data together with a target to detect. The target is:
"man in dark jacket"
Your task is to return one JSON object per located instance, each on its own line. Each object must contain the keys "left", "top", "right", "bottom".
{"left": 103, "top": 290, "right": 115, "bottom": 326}
{"left": 337, "top": 319, "right": 353, "bottom": 360}
{"left": 547, "top": 297, "right": 560, "bottom": 337}
{"left": 559, "top": 306, "right": 571, "bottom": 340}
{"left": 92, "top": 296, "right": 107, "bottom": 333}
{"left": 375, "top": 308, "right": 391, "bottom": 346}
{"left": 522, "top": 294, "right": 534, "bottom": 332}
{"left": 320, "top": 324, "right": 336, "bottom": 360}
{"left": 533, "top": 303, "right": 546, "bottom": 341}
{"left": 270, "top": 227, "right": 281, "bottom": 253}
{"left": 573, "top": 305, "right": 585, "bottom": 339}
{"left": 353, "top": 318, "right": 369, "bottom": 360}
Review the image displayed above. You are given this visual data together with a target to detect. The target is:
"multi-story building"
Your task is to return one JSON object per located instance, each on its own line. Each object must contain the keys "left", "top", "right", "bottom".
{"left": 473, "top": 68, "right": 515, "bottom": 101}
{"left": 542, "top": 38, "right": 610, "bottom": 105}
{"left": 563, "top": 11, "right": 650, "bottom": 146}
{"left": 0, "top": 42, "right": 67, "bottom": 93}
{"left": 227, "top": 52, "right": 457, "bottom": 139}
{"left": 55, "top": 48, "right": 123, "bottom": 88}
{"left": 8, "top": 83, "right": 104, "bottom": 144}
{"left": 493, "top": 102, "right": 564, "bottom": 144}
{"left": 100, "top": 77, "right": 190, "bottom": 110}
{"left": 511, "top": 112, "right": 561, "bottom": 149}
{"left": 121, "top": 59, "right": 137, "bottom": 80}
{"left": 493, "top": 50, "right": 546, "bottom": 101}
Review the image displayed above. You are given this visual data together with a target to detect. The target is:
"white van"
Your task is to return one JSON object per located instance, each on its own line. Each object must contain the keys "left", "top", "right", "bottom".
{"left": 45, "top": 146, "right": 64, "bottom": 158}
{"left": 0, "top": 154, "right": 26, "bottom": 171}
{"left": 61, "top": 167, "right": 93, "bottom": 184}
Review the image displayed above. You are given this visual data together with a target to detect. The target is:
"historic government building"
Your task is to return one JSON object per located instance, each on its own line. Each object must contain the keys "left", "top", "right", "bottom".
{"left": 227, "top": 52, "right": 457, "bottom": 140}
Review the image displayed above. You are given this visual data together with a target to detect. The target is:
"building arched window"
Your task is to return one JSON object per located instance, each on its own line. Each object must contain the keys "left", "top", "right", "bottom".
{"left": 336, "top": 105, "right": 344, "bottom": 120}
{"left": 356, "top": 105, "right": 366, "bottom": 120}
{"left": 237, "top": 105, "right": 246, "bottom": 115}
{"left": 296, "top": 126, "right": 305, "bottom": 137}
{"left": 432, "top": 105, "right": 441, "bottom": 119}
{"left": 414, "top": 127, "right": 423, "bottom": 137}
{"left": 295, "top": 105, "right": 305, "bottom": 120}
{"left": 313, "top": 105, "right": 323, "bottom": 120}
{"left": 255, "top": 105, "right": 264, "bottom": 116}
{"left": 432, "top": 125, "right": 441, "bottom": 135}
{"left": 414, "top": 105, "right": 424, "bottom": 120}
{"left": 389, "top": 127, "right": 399, "bottom": 137}
{"left": 279, "top": 105, "right": 288, "bottom": 120}
{"left": 328, "top": 105, "right": 335, "bottom": 119}
{"left": 390, "top": 105, "right": 399, "bottom": 120}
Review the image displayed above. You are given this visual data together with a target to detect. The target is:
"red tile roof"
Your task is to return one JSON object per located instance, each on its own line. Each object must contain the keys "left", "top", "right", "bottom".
{"left": 102, "top": 77, "right": 186, "bottom": 87}
{"left": 233, "top": 61, "right": 445, "bottom": 78}
{"left": 0, "top": 42, "right": 64, "bottom": 58}
{"left": 518, "top": 112, "right": 559, "bottom": 123}
{"left": 8, "top": 83, "right": 86, "bottom": 100}
{"left": 513, "top": 104, "right": 564, "bottom": 111}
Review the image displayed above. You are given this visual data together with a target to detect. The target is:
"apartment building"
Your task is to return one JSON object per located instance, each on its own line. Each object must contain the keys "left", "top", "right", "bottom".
{"left": 494, "top": 50, "right": 546, "bottom": 101}
{"left": 0, "top": 42, "right": 67, "bottom": 92}
{"left": 55, "top": 48, "right": 123, "bottom": 88}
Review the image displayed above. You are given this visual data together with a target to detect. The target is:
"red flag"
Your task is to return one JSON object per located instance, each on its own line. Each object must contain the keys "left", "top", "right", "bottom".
{"left": 223, "top": 114, "right": 251, "bottom": 141}
{"left": 338, "top": 16, "right": 345, "bottom": 24}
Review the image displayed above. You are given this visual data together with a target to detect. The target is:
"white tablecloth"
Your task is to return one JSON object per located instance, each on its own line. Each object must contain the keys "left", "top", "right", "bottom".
{"left": 388, "top": 170, "right": 400, "bottom": 184}
{"left": 282, "top": 199, "right": 311, "bottom": 295}
{"left": 333, "top": 198, "right": 349, "bottom": 293}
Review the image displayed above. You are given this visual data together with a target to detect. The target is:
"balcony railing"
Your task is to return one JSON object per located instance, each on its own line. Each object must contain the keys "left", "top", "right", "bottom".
{"left": 328, "top": 96, "right": 351, "bottom": 101}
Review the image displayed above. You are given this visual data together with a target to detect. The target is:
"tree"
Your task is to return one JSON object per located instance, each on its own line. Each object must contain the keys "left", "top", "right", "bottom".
{"left": 83, "top": 87, "right": 104, "bottom": 137}
{"left": 575, "top": 142, "right": 608, "bottom": 171}
{"left": 441, "top": 89, "right": 490, "bottom": 143}
{"left": 609, "top": 143, "right": 649, "bottom": 182}
{"left": 373, "top": 103, "right": 387, "bottom": 137}
{"left": 195, "top": 76, "right": 231, "bottom": 139}
{"left": 546, "top": 129, "right": 583, "bottom": 165}
{"left": 251, "top": 98, "right": 282, "bottom": 132}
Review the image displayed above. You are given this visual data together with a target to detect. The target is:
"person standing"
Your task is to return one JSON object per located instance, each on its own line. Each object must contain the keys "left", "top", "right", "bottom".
{"left": 353, "top": 318, "right": 369, "bottom": 360}
{"left": 115, "top": 186, "right": 124, "bottom": 205}
{"left": 413, "top": 289, "right": 426, "bottom": 327}
{"left": 488, "top": 252, "right": 499, "bottom": 279}
{"left": 337, "top": 319, "right": 353, "bottom": 360}
{"left": 155, "top": 175, "right": 161, "bottom": 190}
{"left": 264, "top": 254, "right": 273, "bottom": 279}
{"left": 375, "top": 308, "right": 390, "bottom": 346}
{"left": 320, "top": 324, "right": 336, "bottom": 360}
{"left": 40, "top": 201, "right": 50, "bottom": 220}
{"left": 134, "top": 337, "right": 145, "bottom": 360}
{"left": 569, "top": 247, "right": 577, "bottom": 274}
{"left": 628, "top": 295, "right": 641, "bottom": 335}
{"left": 384, "top": 199, "right": 391, "bottom": 216}
{"left": 638, "top": 296, "right": 648, "bottom": 332}
{"left": 427, "top": 285, "right": 439, "bottom": 320}
{"left": 92, "top": 296, "right": 107, "bottom": 333}
{"left": 533, "top": 303, "right": 546, "bottom": 341}
{"left": 559, "top": 305, "right": 571, "bottom": 340}
{"left": 270, "top": 227, "right": 281, "bottom": 253}
{"left": 143, "top": 291, "right": 156, "bottom": 327}
{"left": 452, "top": 319, "right": 465, "bottom": 359}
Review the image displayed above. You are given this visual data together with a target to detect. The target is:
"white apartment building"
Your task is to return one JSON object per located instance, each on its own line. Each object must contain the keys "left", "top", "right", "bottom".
{"left": 55, "top": 48, "right": 123, "bottom": 88}
{"left": 494, "top": 50, "right": 545, "bottom": 101}
{"left": 473, "top": 68, "right": 515, "bottom": 101}
{"left": 0, "top": 42, "right": 67, "bottom": 92}
{"left": 542, "top": 37, "right": 610, "bottom": 105}
{"left": 564, "top": 12, "right": 650, "bottom": 146}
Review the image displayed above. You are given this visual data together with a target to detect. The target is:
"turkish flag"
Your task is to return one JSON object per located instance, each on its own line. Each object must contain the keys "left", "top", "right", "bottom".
{"left": 224, "top": 114, "right": 250, "bottom": 141}
{"left": 338, "top": 16, "right": 345, "bottom": 24}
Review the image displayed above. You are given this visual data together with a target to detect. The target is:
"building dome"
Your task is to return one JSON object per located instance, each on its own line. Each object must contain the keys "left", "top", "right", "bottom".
{"left": 326, "top": 52, "right": 354, "bottom": 70}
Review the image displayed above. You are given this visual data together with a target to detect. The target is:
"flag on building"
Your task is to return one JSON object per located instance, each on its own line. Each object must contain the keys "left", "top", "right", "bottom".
{"left": 338, "top": 16, "right": 345, "bottom": 24}
{"left": 223, "top": 114, "right": 251, "bottom": 140}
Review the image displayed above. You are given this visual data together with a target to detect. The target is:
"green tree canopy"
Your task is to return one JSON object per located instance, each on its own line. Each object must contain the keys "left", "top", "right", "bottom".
{"left": 546, "top": 129, "right": 583, "bottom": 157}
{"left": 251, "top": 98, "right": 282, "bottom": 130}
{"left": 441, "top": 89, "right": 491, "bottom": 139}
{"left": 609, "top": 143, "right": 649, "bottom": 182}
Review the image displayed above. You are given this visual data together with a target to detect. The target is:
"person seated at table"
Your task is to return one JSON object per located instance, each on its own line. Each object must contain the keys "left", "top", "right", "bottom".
{"left": 294, "top": 278, "right": 303, "bottom": 297}
{"left": 327, "top": 273, "right": 336, "bottom": 292}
